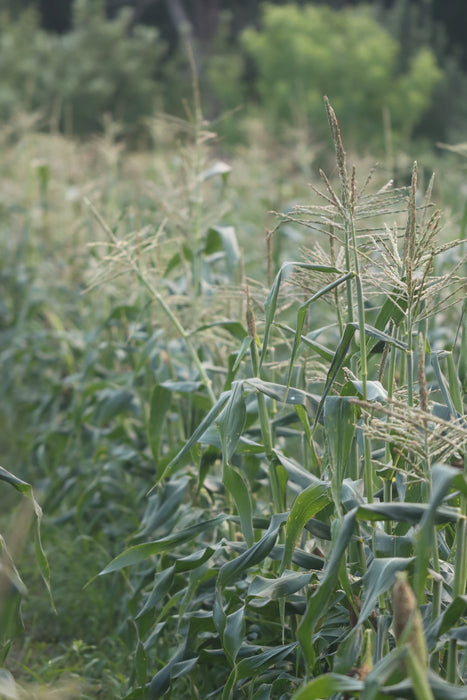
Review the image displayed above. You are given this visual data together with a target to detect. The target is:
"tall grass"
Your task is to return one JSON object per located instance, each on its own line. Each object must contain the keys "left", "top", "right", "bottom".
{"left": 93, "top": 100, "right": 467, "bottom": 699}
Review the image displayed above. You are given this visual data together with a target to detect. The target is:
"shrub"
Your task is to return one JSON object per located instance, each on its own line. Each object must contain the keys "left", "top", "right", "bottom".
{"left": 0, "top": 0, "right": 164, "bottom": 136}
{"left": 241, "top": 3, "right": 442, "bottom": 146}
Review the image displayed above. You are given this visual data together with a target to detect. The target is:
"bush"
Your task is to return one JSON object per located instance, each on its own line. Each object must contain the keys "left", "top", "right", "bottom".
{"left": 375, "top": 0, "right": 467, "bottom": 143}
{"left": 0, "top": 0, "right": 164, "bottom": 136}
{"left": 241, "top": 3, "right": 442, "bottom": 146}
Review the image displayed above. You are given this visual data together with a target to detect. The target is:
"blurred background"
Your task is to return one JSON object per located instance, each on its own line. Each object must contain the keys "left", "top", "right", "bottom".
{"left": 1, "top": 0, "right": 466, "bottom": 149}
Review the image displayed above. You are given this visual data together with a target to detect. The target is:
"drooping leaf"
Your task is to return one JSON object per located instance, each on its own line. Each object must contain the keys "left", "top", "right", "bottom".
{"left": 235, "top": 642, "right": 297, "bottom": 679}
{"left": 249, "top": 572, "right": 313, "bottom": 600}
{"left": 246, "top": 378, "right": 320, "bottom": 418}
{"left": 273, "top": 450, "right": 326, "bottom": 490}
{"left": 218, "top": 514, "right": 287, "bottom": 589}
{"left": 341, "top": 379, "right": 388, "bottom": 401}
{"left": 98, "top": 514, "right": 229, "bottom": 576}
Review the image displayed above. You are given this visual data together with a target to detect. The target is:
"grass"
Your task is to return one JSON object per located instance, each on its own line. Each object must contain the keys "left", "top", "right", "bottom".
{"left": 0, "top": 100, "right": 466, "bottom": 699}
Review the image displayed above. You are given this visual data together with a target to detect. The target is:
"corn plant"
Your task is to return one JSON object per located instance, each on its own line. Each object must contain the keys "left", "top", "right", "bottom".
{"left": 96, "top": 100, "right": 467, "bottom": 699}
{"left": 0, "top": 465, "right": 53, "bottom": 696}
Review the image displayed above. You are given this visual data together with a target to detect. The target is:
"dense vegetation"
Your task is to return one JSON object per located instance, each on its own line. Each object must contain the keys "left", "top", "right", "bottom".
{"left": 1, "top": 2, "right": 467, "bottom": 699}
{"left": 1, "top": 0, "right": 467, "bottom": 145}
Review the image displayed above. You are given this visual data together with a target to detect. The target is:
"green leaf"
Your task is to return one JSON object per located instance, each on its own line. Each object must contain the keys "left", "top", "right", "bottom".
{"left": 218, "top": 514, "right": 287, "bottom": 589}
{"left": 372, "top": 287, "right": 408, "bottom": 334}
{"left": 444, "top": 350, "right": 463, "bottom": 415}
{"left": 249, "top": 571, "right": 313, "bottom": 599}
{"left": 135, "top": 640, "right": 147, "bottom": 690}
{"left": 356, "top": 502, "right": 460, "bottom": 524}
{"left": 324, "top": 396, "right": 357, "bottom": 512}
{"left": 281, "top": 482, "right": 330, "bottom": 572}
{"left": 358, "top": 557, "right": 415, "bottom": 627}
{"left": 224, "top": 464, "right": 254, "bottom": 547}
{"left": 273, "top": 450, "right": 325, "bottom": 489}
{"left": 160, "top": 380, "right": 204, "bottom": 393}
{"left": 430, "top": 352, "right": 458, "bottom": 418}
{"left": 136, "top": 566, "right": 175, "bottom": 618}
{"left": 235, "top": 642, "right": 297, "bottom": 679}
{"left": 324, "top": 397, "right": 357, "bottom": 467}
{"left": 333, "top": 626, "right": 363, "bottom": 674}
{"left": 246, "top": 378, "right": 320, "bottom": 417}
{"left": 286, "top": 272, "right": 354, "bottom": 390}
{"left": 262, "top": 261, "right": 342, "bottom": 368}
{"left": 223, "top": 606, "right": 245, "bottom": 665}
{"left": 313, "top": 323, "right": 356, "bottom": 428}
{"left": 190, "top": 321, "right": 247, "bottom": 341}
{"left": 0, "top": 465, "right": 41, "bottom": 504}
{"left": 162, "top": 390, "right": 231, "bottom": 479}
{"left": 136, "top": 477, "right": 190, "bottom": 539}
{"left": 94, "top": 388, "right": 134, "bottom": 423}
{"left": 426, "top": 596, "right": 467, "bottom": 649}
{"left": 276, "top": 322, "right": 334, "bottom": 362}
{"left": 414, "top": 463, "right": 466, "bottom": 601}
{"left": 98, "top": 514, "right": 229, "bottom": 576}
{"left": 383, "top": 672, "right": 467, "bottom": 699}
{"left": 357, "top": 322, "right": 407, "bottom": 352}
{"left": 217, "top": 382, "right": 247, "bottom": 463}
{"left": 147, "top": 383, "right": 172, "bottom": 468}
{"left": 293, "top": 673, "right": 364, "bottom": 699}
{"left": 374, "top": 531, "right": 414, "bottom": 558}
{"left": 148, "top": 648, "right": 197, "bottom": 699}
{"left": 298, "top": 509, "right": 357, "bottom": 670}
{"left": 0, "top": 465, "right": 53, "bottom": 611}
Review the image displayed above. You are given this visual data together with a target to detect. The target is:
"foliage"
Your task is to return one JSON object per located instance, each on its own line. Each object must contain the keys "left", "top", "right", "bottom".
{"left": 375, "top": 0, "right": 467, "bottom": 143}
{"left": 92, "top": 100, "right": 467, "bottom": 698}
{"left": 240, "top": 3, "right": 442, "bottom": 146}
{"left": 1, "top": 92, "right": 466, "bottom": 697}
{"left": 0, "top": 0, "right": 163, "bottom": 135}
